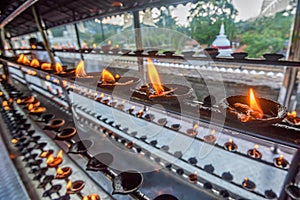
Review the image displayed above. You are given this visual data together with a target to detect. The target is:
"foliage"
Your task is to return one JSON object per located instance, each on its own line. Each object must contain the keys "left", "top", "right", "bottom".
{"left": 188, "top": 0, "right": 238, "bottom": 45}
{"left": 237, "top": 11, "right": 294, "bottom": 57}
{"left": 51, "top": 26, "right": 66, "bottom": 37}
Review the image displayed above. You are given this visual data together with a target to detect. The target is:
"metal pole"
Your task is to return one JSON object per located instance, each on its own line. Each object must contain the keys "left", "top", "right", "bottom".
{"left": 32, "top": 6, "right": 55, "bottom": 65}
{"left": 133, "top": 11, "right": 145, "bottom": 84}
{"left": 0, "top": 28, "right": 10, "bottom": 82}
{"left": 279, "top": 149, "right": 300, "bottom": 200}
{"left": 73, "top": 11, "right": 84, "bottom": 60}
{"left": 278, "top": 0, "right": 300, "bottom": 110}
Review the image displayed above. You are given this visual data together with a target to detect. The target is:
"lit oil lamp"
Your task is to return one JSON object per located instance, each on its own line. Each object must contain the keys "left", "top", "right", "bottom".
{"left": 128, "top": 105, "right": 135, "bottom": 114}
{"left": 17, "top": 54, "right": 31, "bottom": 65}
{"left": 47, "top": 150, "right": 63, "bottom": 168}
{"left": 242, "top": 177, "right": 256, "bottom": 191}
{"left": 273, "top": 155, "right": 289, "bottom": 169}
{"left": 247, "top": 144, "right": 262, "bottom": 159}
{"left": 188, "top": 172, "right": 198, "bottom": 183}
{"left": 285, "top": 111, "right": 300, "bottom": 126}
{"left": 204, "top": 129, "right": 217, "bottom": 144}
{"left": 133, "top": 58, "right": 192, "bottom": 104}
{"left": 39, "top": 149, "right": 54, "bottom": 158}
{"left": 97, "top": 68, "right": 140, "bottom": 92}
{"left": 41, "top": 63, "right": 53, "bottom": 71}
{"left": 82, "top": 194, "right": 100, "bottom": 200}
{"left": 224, "top": 138, "right": 238, "bottom": 152}
{"left": 219, "top": 88, "right": 286, "bottom": 126}
{"left": 30, "top": 58, "right": 40, "bottom": 68}
{"left": 66, "top": 180, "right": 85, "bottom": 195}
{"left": 70, "top": 60, "right": 98, "bottom": 84}
{"left": 136, "top": 109, "right": 144, "bottom": 118}
{"left": 186, "top": 123, "right": 198, "bottom": 136}
{"left": 29, "top": 106, "right": 47, "bottom": 116}
{"left": 55, "top": 166, "right": 72, "bottom": 179}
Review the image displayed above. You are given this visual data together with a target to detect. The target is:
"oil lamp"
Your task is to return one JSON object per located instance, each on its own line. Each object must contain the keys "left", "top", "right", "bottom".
{"left": 219, "top": 88, "right": 286, "bottom": 126}
{"left": 128, "top": 106, "right": 135, "bottom": 114}
{"left": 47, "top": 150, "right": 63, "bottom": 168}
{"left": 55, "top": 166, "right": 72, "bottom": 179}
{"left": 203, "top": 129, "right": 216, "bottom": 144}
{"left": 82, "top": 194, "right": 100, "bottom": 200}
{"left": 188, "top": 172, "right": 198, "bottom": 183}
{"left": 66, "top": 180, "right": 85, "bottom": 195}
{"left": 247, "top": 144, "right": 262, "bottom": 159}
{"left": 71, "top": 60, "right": 98, "bottom": 85}
{"left": 285, "top": 111, "right": 300, "bottom": 126}
{"left": 41, "top": 63, "right": 53, "bottom": 71}
{"left": 186, "top": 123, "right": 198, "bottom": 136}
{"left": 133, "top": 58, "right": 192, "bottom": 104}
{"left": 136, "top": 109, "right": 144, "bottom": 118}
{"left": 30, "top": 58, "right": 40, "bottom": 67}
{"left": 98, "top": 68, "right": 139, "bottom": 92}
{"left": 112, "top": 170, "right": 143, "bottom": 195}
{"left": 273, "top": 155, "right": 289, "bottom": 169}
{"left": 157, "top": 118, "right": 167, "bottom": 126}
{"left": 242, "top": 177, "right": 256, "bottom": 191}
{"left": 224, "top": 138, "right": 238, "bottom": 152}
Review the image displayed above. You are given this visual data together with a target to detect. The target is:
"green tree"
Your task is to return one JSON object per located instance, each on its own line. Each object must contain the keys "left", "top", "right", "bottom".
{"left": 188, "top": 0, "right": 238, "bottom": 45}
{"left": 238, "top": 11, "right": 294, "bottom": 57}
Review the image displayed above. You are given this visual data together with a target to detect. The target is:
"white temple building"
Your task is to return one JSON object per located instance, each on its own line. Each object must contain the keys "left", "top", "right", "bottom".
{"left": 212, "top": 23, "right": 233, "bottom": 57}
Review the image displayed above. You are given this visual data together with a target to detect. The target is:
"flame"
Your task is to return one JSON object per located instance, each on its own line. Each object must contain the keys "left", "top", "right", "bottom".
{"left": 56, "top": 167, "right": 64, "bottom": 175}
{"left": 243, "top": 177, "right": 249, "bottom": 187}
{"left": 45, "top": 75, "right": 51, "bottom": 80}
{"left": 107, "top": 40, "right": 111, "bottom": 45}
{"left": 101, "top": 68, "right": 115, "bottom": 83}
{"left": 2, "top": 100, "right": 8, "bottom": 107}
{"left": 254, "top": 144, "right": 259, "bottom": 149}
{"left": 229, "top": 138, "right": 233, "bottom": 143}
{"left": 249, "top": 88, "right": 264, "bottom": 118}
{"left": 137, "top": 109, "right": 143, "bottom": 117}
{"left": 28, "top": 104, "right": 34, "bottom": 111}
{"left": 31, "top": 44, "right": 37, "bottom": 49}
{"left": 57, "top": 150, "right": 63, "bottom": 159}
{"left": 0, "top": 91, "right": 3, "bottom": 96}
{"left": 211, "top": 129, "right": 216, "bottom": 135}
{"left": 193, "top": 123, "right": 198, "bottom": 131}
{"left": 30, "top": 59, "right": 40, "bottom": 67}
{"left": 41, "top": 63, "right": 52, "bottom": 70}
{"left": 83, "top": 197, "right": 88, "bottom": 200}
{"left": 75, "top": 60, "right": 87, "bottom": 77}
{"left": 55, "top": 62, "right": 63, "bottom": 73}
{"left": 93, "top": 43, "right": 96, "bottom": 48}
{"left": 46, "top": 154, "right": 54, "bottom": 165}
{"left": 90, "top": 194, "right": 99, "bottom": 200}
{"left": 22, "top": 55, "right": 30, "bottom": 65}
{"left": 288, "top": 111, "right": 297, "bottom": 118}
{"left": 67, "top": 180, "right": 72, "bottom": 190}
{"left": 147, "top": 58, "right": 164, "bottom": 95}
{"left": 40, "top": 151, "right": 48, "bottom": 158}
{"left": 115, "top": 73, "right": 120, "bottom": 79}
{"left": 11, "top": 138, "right": 18, "bottom": 144}
{"left": 17, "top": 54, "right": 24, "bottom": 63}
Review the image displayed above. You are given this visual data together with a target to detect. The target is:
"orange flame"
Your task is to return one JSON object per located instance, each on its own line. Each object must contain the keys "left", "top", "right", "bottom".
{"left": 57, "top": 150, "right": 63, "bottom": 159}
{"left": 2, "top": 100, "right": 8, "bottom": 107}
{"left": 22, "top": 55, "right": 30, "bottom": 65}
{"left": 67, "top": 180, "right": 72, "bottom": 190}
{"left": 30, "top": 58, "right": 40, "bottom": 67}
{"left": 46, "top": 154, "right": 54, "bottom": 165}
{"left": 56, "top": 167, "right": 64, "bottom": 175}
{"left": 147, "top": 58, "right": 164, "bottom": 95}
{"left": 101, "top": 68, "right": 115, "bottom": 83}
{"left": 249, "top": 88, "right": 264, "bottom": 118}
{"left": 55, "top": 62, "right": 63, "bottom": 73}
{"left": 40, "top": 151, "right": 48, "bottom": 158}
{"left": 41, "top": 63, "right": 52, "bottom": 70}
{"left": 288, "top": 111, "right": 297, "bottom": 118}
{"left": 75, "top": 60, "right": 87, "bottom": 77}
{"left": 17, "top": 54, "right": 24, "bottom": 63}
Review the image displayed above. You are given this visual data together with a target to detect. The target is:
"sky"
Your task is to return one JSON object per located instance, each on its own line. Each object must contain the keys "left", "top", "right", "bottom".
{"left": 171, "top": 0, "right": 264, "bottom": 26}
